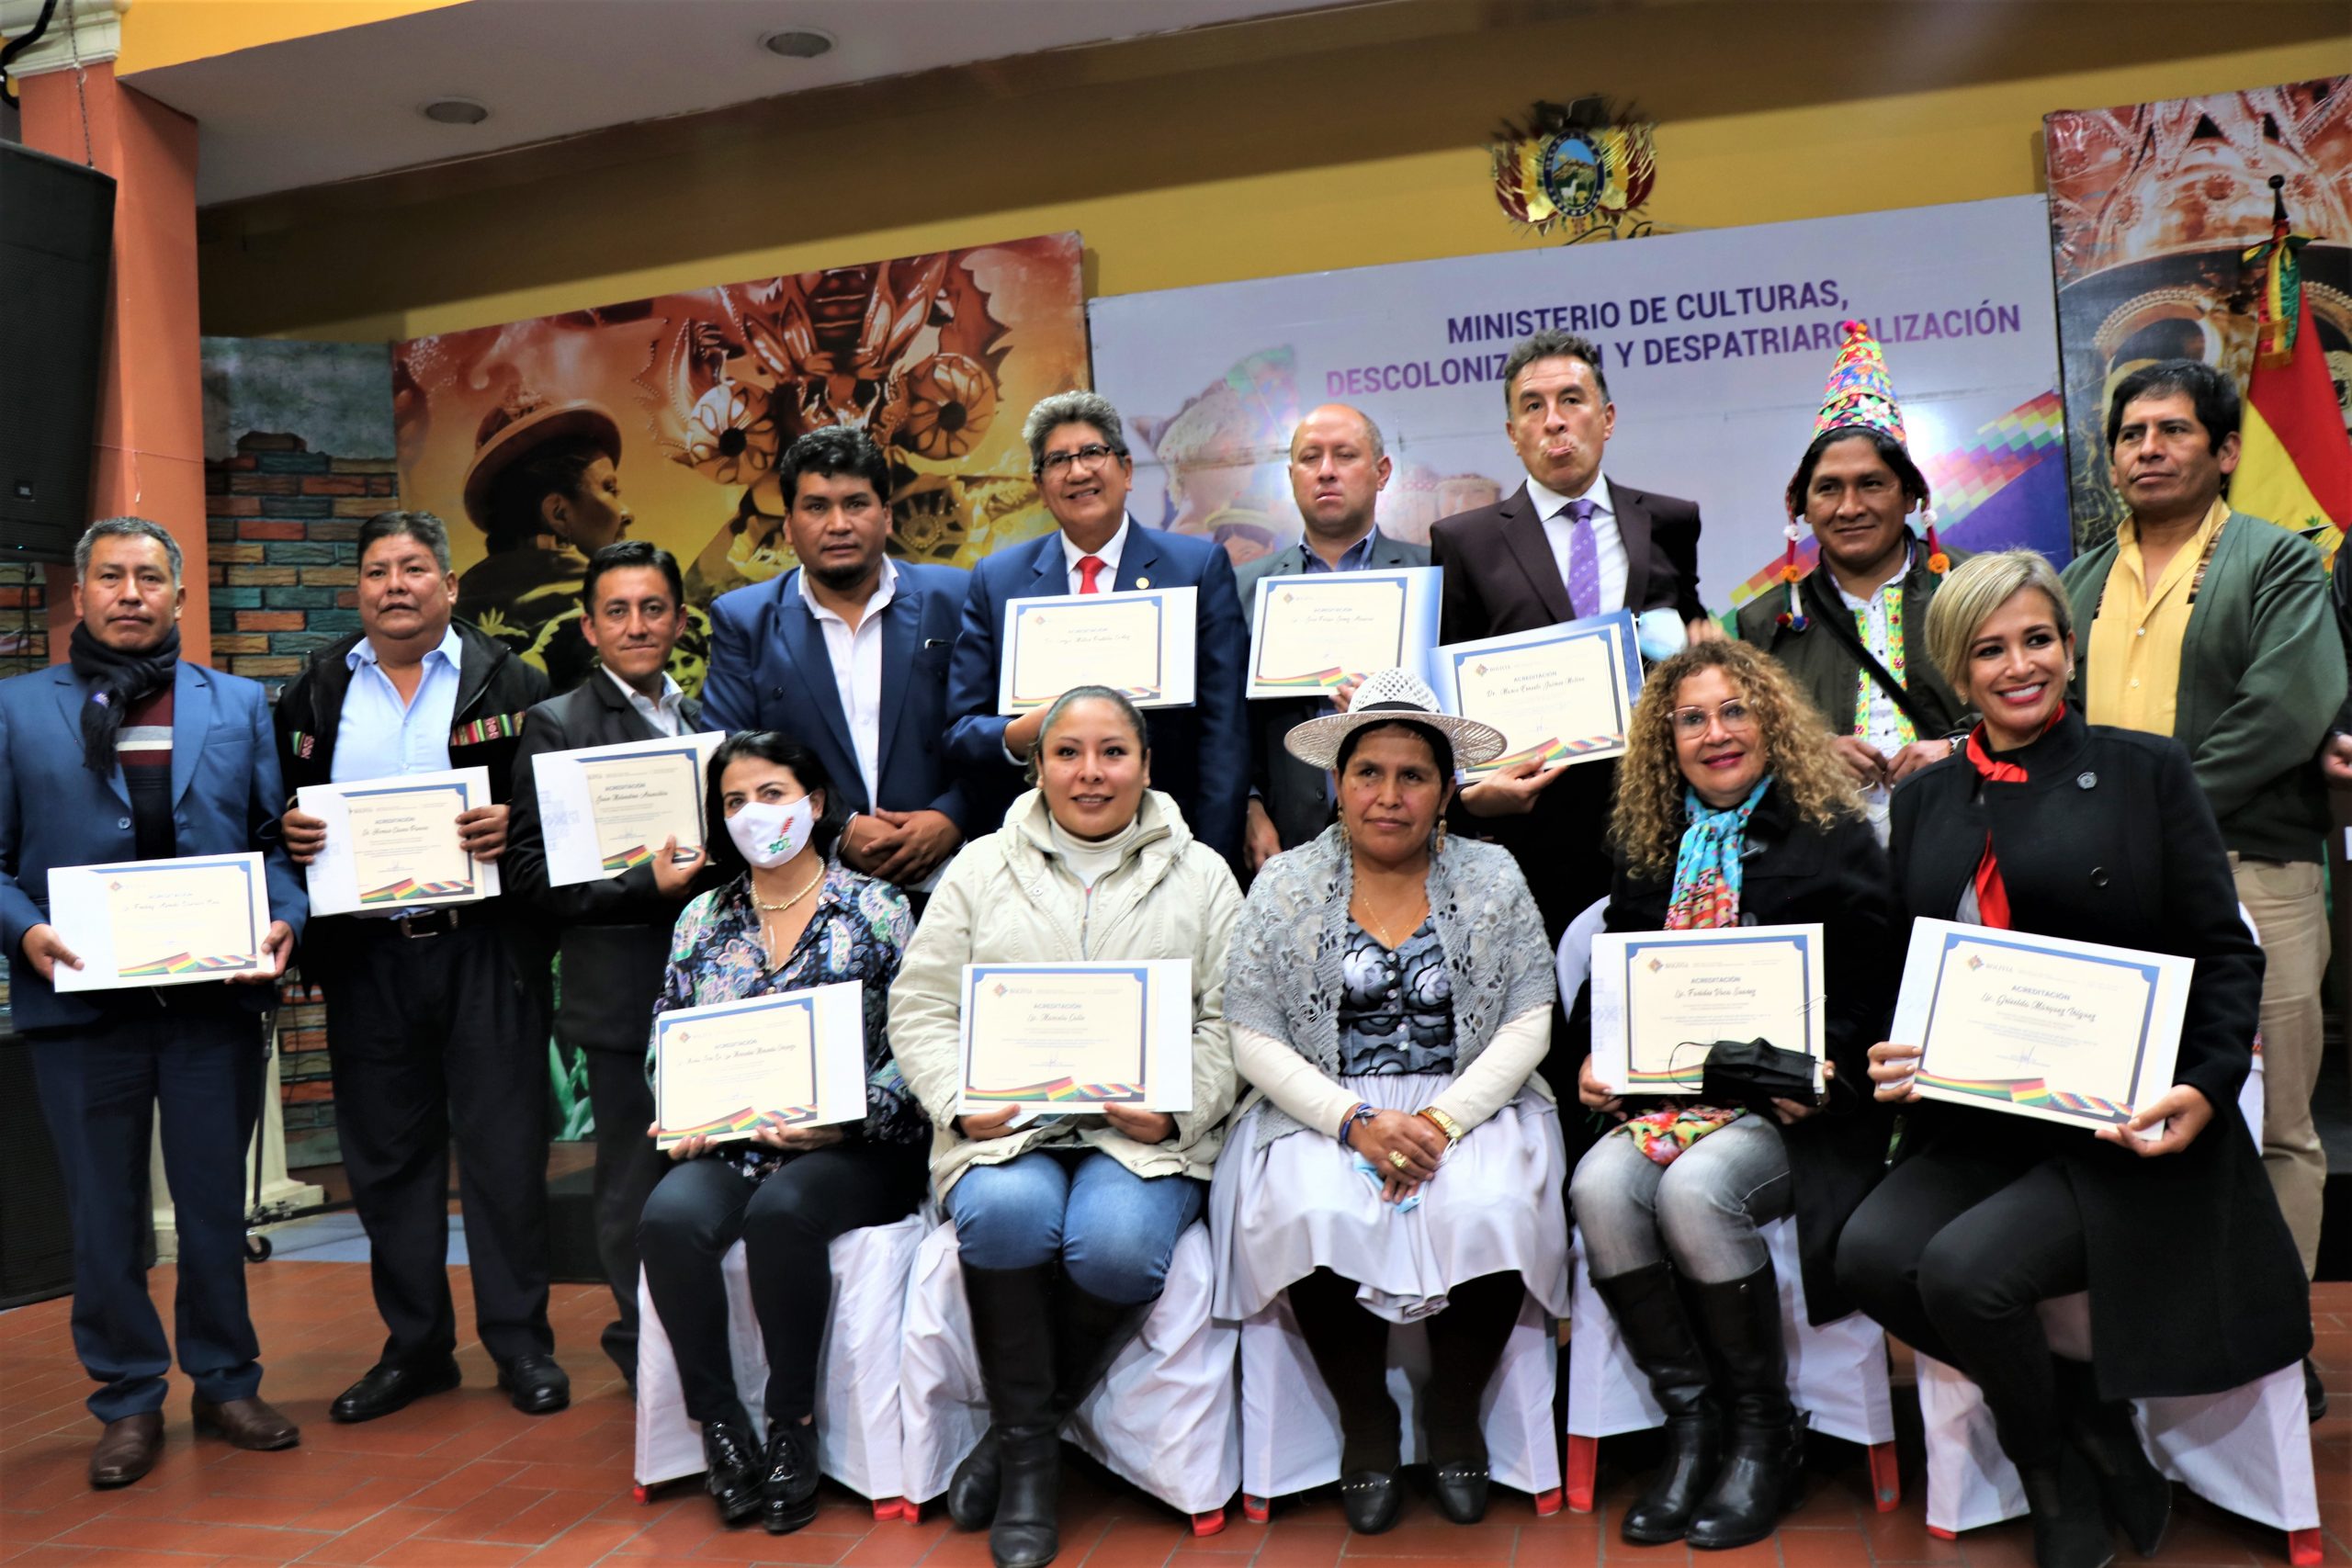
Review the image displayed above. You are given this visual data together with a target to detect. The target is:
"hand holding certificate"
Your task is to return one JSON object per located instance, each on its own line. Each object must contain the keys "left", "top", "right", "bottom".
{"left": 651, "top": 980, "right": 869, "bottom": 1149}
{"left": 1431, "top": 610, "right": 1642, "bottom": 777}
{"left": 45, "top": 853, "right": 277, "bottom": 993}
{"left": 1589, "top": 923, "right": 1826, "bottom": 1096}
{"left": 298, "top": 767, "right": 500, "bottom": 916}
{"left": 999, "top": 587, "right": 1197, "bottom": 713}
{"left": 959, "top": 960, "right": 1193, "bottom": 1115}
{"left": 1247, "top": 568, "right": 1440, "bottom": 697}
{"left": 531, "top": 732, "right": 723, "bottom": 886}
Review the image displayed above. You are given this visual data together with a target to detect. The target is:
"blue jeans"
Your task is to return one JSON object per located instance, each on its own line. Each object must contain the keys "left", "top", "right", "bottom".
{"left": 1570, "top": 1113, "right": 1792, "bottom": 1285}
{"left": 948, "top": 1149, "right": 1204, "bottom": 1304}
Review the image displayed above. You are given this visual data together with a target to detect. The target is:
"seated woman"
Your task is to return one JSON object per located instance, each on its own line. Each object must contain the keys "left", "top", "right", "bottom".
{"left": 1213, "top": 670, "right": 1565, "bottom": 1534}
{"left": 1566, "top": 640, "right": 1896, "bottom": 1551}
{"left": 1836, "top": 551, "right": 2309, "bottom": 1568}
{"left": 636, "top": 734, "right": 930, "bottom": 1534}
{"left": 889, "top": 686, "right": 1243, "bottom": 1568}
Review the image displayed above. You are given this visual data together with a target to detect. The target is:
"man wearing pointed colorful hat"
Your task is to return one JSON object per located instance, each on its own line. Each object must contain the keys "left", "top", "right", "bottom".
{"left": 1736, "top": 321, "right": 1970, "bottom": 840}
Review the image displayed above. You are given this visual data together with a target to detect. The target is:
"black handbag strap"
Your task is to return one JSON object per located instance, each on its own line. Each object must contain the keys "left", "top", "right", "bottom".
{"left": 1803, "top": 570, "right": 1943, "bottom": 737}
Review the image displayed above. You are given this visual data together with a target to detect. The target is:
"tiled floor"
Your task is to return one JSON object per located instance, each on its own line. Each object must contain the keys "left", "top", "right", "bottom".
{"left": 1, "top": 1259, "right": 2345, "bottom": 1568}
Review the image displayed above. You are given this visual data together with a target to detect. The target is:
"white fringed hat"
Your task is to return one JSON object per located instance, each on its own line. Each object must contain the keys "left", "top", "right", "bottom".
{"left": 1282, "top": 668, "right": 1507, "bottom": 771}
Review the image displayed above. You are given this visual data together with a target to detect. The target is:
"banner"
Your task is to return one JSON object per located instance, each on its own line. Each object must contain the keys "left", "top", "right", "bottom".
{"left": 1090, "top": 197, "right": 2069, "bottom": 614}
{"left": 392, "top": 232, "right": 1089, "bottom": 693}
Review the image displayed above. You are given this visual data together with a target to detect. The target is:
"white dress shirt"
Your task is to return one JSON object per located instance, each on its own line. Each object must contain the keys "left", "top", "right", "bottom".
{"left": 1058, "top": 516, "right": 1131, "bottom": 594}
{"left": 601, "top": 664, "right": 687, "bottom": 739}
{"left": 797, "top": 557, "right": 899, "bottom": 807}
{"left": 1524, "top": 471, "right": 1629, "bottom": 616}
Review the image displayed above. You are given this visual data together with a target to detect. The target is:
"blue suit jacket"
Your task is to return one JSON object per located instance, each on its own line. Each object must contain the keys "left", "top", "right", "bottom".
{"left": 0, "top": 660, "right": 308, "bottom": 1032}
{"left": 943, "top": 521, "right": 1250, "bottom": 862}
{"left": 701, "top": 561, "right": 975, "bottom": 830}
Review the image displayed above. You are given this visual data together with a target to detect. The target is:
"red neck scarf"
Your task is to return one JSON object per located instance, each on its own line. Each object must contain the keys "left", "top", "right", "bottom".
{"left": 1960, "top": 705, "right": 2066, "bottom": 930}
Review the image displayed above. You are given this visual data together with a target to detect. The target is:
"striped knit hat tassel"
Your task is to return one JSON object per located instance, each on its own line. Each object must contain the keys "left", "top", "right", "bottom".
{"left": 1776, "top": 521, "right": 1808, "bottom": 630}
{"left": 1922, "top": 506, "right": 1948, "bottom": 573}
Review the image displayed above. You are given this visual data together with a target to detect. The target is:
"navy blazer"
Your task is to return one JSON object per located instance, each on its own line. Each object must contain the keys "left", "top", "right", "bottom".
{"left": 701, "top": 561, "right": 974, "bottom": 830}
{"left": 0, "top": 660, "right": 308, "bottom": 1032}
{"left": 943, "top": 519, "right": 1250, "bottom": 862}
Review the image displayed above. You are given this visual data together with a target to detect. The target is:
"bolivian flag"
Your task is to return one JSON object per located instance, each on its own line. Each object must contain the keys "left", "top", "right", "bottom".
{"left": 2237, "top": 178, "right": 2350, "bottom": 561}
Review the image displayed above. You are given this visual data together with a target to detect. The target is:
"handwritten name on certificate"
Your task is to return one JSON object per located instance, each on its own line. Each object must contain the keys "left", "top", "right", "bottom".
{"left": 1435, "top": 610, "right": 1641, "bottom": 777}
{"left": 651, "top": 981, "right": 868, "bottom": 1148}
{"left": 297, "top": 766, "right": 499, "bottom": 917}
{"left": 1589, "top": 924, "right": 1825, "bottom": 1094}
{"left": 959, "top": 959, "right": 1193, "bottom": 1114}
{"left": 1248, "top": 568, "right": 1439, "bottom": 697}
{"left": 1000, "top": 587, "right": 1198, "bottom": 713}
{"left": 533, "top": 732, "right": 723, "bottom": 886}
{"left": 48, "top": 853, "right": 272, "bottom": 992}
{"left": 1891, "top": 919, "right": 2191, "bottom": 1134}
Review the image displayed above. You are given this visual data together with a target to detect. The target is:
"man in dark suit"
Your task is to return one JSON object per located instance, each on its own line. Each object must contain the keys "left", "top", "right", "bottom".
{"left": 702, "top": 427, "right": 971, "bottom": 894}
{"left": 1, "top": 518, "right": 306, "bottom": 1487}
{"left": 504, "top": 539, "right": 707, "bottom": 1386}
{"left": 1235, "top": 404, "right": 1430, "bottom": 870}
{"left": 944, "top": 390, "right": 1250, "bottom": 862}
{"left": 1430, "top": 330, "right": 1717, "bottom": 942}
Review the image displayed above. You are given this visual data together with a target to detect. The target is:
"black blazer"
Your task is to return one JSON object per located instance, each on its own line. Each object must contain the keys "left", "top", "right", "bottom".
{"left": 504, "top": 675, "right": 711, "bottom": 1055}
{"left": 1564, "top": 782, "right": 1898, "bottom": 1323}
{"left": 1887, "top": 709, "right": 2308, "bottom": 1397}
{"left": 1232, "top": 531, "right": 1431, "bottom": 853}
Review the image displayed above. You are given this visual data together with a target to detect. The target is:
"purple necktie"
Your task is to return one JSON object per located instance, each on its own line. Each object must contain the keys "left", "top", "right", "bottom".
{"left": 1564, "top": 497, "right": 1600, "bottom": 620}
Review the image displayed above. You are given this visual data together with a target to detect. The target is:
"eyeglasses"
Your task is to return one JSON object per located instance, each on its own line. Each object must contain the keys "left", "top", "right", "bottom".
{"left": 1669, "top": 700, "right": 1756, "bottom": 735}
{"left": 1040, "top": 443, "right": 1120, "bottom": 476}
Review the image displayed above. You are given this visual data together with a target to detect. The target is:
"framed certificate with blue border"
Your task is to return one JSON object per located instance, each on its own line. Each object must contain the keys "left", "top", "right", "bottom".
{"left": 1589, "top": 923, "right": 1826, "bottom": 1096}
{"left": 1430, "top": 609, "right": 1641, "bottom": 778}
{"left": 1246, "top": 567, "right": 1440, "bottom": 697}
{"left": 297, "top": 765, "right": 500, "bottom": 916}
{"left": 48, "top": 852, "right": 272, "bottom": 993}
{"left": 651, "top": 980, "right": 869, "bottom": 1149}
{"left": 531, "top": 730, "right": 724, "bottom": 886}
{"left": 1890, "top": 919, "right": 2191, "bottom": 1136}
{"left": 958, "top": 958, "right": 1193, "bottom": 1114}
{"left": 999, "top": 586, "right": 1198, "bottom": 713}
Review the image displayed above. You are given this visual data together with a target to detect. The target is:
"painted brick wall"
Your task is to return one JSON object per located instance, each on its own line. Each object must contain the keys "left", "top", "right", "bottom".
{"left": 205, "top": 431, "right": 395, "bottom": 694}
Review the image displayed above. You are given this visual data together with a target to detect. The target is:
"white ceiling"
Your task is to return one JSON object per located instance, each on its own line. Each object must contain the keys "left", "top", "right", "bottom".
{"left": 123, "top": 0, "right": 1363, "bottom": 206}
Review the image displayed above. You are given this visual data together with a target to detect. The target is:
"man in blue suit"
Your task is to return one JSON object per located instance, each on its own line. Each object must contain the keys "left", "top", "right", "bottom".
{"left": 0, "top": 518, "right": 307, "bottom": 1489}
{"left": 702, "top": 427, "right": 971, "bottom": 893}
{"left": 943, "top": 391, "right": 1250, "bottom": 862}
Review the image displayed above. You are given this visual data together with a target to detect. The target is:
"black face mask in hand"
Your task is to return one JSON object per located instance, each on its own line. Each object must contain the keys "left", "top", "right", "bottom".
{"left": 69, "top": 621, "right": 181, "bottom": 775}
{"left": 1699, "top": 1037, "right": 1819, "bottom": 1114}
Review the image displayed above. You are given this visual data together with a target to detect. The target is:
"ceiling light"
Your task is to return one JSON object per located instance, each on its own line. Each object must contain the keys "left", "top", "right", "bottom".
{"left": 420, "top": 98, "right": 489, "bottom": 126}
{"left": 761, "top": 28, "right": 834, "bottom": 59}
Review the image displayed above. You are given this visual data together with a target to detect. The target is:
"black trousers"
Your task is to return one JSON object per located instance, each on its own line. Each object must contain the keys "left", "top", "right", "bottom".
{"left": 28, "top": 1004, "right": 266, "bottom": 1423}
{"left": 638, "top": 1141, "right": 929, "bottom": 1428}
{"left": 320, "top": 921, "right": 552, "bottom": 1368}
{"left": 579, "top": 1043, "right": 664, "bottom": 1380}
{"left": 1834, "top": 1147, "right": 2087, "bottom": 1469}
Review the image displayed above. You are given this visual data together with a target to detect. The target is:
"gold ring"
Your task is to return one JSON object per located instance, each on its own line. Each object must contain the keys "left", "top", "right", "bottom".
{"left": 1387, "top": 1150, "right": 1409, "bottom": 1171}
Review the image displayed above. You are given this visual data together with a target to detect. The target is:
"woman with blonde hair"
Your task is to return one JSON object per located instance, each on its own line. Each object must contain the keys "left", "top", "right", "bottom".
{"left": 1565, "top": 640, "right": 1897, "bottom": 1550}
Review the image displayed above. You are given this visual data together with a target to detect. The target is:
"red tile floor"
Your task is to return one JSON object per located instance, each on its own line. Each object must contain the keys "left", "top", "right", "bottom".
{"left": 2, "top": 1263, "right": 2346, "bottom": 1568}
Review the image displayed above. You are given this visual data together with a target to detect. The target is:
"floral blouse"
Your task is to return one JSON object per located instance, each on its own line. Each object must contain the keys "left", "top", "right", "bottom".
{"left": 1335, "top": 917, "right": 1457, "bottom": 1077}
{"left": 648, "top": 864, "right": 929, "bottom": 1179}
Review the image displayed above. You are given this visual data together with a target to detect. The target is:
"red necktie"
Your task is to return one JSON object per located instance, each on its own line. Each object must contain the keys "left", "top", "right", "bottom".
{"left": 1077, "top": 555, "right": 1105, "bottom": 594}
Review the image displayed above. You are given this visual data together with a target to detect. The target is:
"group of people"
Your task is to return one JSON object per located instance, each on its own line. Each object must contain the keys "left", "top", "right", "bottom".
{"left": 3, "top": 322, "right": 2343, "bottom": 1568}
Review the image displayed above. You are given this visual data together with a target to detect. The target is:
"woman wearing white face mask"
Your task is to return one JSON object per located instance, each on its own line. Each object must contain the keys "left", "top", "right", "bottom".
{"left": 636, "top": 734, "right": 930, "bottom": 1537}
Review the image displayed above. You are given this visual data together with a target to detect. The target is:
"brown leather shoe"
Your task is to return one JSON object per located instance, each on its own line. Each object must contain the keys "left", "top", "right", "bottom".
{"left": 192, "top": 1395, "right": 300, "bottom": 1451}
{"left": 88, "top": 1412, "right": 164, "bottom": 1488}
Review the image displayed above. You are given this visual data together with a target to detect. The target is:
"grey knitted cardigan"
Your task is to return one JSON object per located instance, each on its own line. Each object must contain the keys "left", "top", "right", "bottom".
{"left": 1224, "top": 825, "right": 1556, "bottom": 1150}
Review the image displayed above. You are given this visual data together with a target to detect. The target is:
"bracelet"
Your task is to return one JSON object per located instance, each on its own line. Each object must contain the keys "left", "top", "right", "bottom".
{"left": 1418, "top": 1106, "right": 1464, "bottom": 1145}
{"left": 1336, "top": 1102, "right": 1375, "bottom": 1146}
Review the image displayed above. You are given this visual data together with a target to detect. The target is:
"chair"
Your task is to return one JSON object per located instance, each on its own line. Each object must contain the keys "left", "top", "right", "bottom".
{"left": 1235, "top": 1285, "right": 1564, "bottom": 1521}
{"left": 898, "top": 1218, "right": 1238, "bottom": 1536}
{"left": 632, "top": 1213, "right": 926, "bottom": 1517}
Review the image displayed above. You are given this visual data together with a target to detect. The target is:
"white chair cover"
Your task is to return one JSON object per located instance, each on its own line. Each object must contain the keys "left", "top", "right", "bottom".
{"left": 899, "top": 1218, "right": 1239, "bottom": 1517}
{"left": 633, "top": 1213, "right": 927, "bottom": 1503}
{"left": 1236, "top": 1286, "right": 1562, "bottom": 1506}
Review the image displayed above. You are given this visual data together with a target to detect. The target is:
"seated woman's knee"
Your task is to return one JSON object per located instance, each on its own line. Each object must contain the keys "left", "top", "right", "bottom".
{"left": 949, "top": 1163, "right": 1067, "bottom": 1270}
{"left": 1059, "top": 1224, "right": 1176, "bottom": 1305}
{"left": 1832, "top": 1199, "right": 1911, "bottom": 1318}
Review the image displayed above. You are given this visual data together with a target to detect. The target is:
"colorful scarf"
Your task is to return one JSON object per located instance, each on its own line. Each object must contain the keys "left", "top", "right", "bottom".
{"left": 1961, "top": 705, "right": 2064, "bottom": 931}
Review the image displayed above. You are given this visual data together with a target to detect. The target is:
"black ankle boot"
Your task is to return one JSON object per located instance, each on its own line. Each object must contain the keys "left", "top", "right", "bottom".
{"left": 2056, "top": 1360, "right": 2168, "bottom": 1557}
{"left": 701, "top": 1420, "right": 763, "bottom": 1526}
{"left": 962, "top": 1264, "right": 1061, "bottom": 1568}
{"left": 947, "top": 1428, "right": 1001, "bottom": 1529}
{"left": 1590, "top": 1264, "right": 1720, "bottom": 1544}
{"left": 2019, "top": 1446, "right": 2118, "bottom": 1568}
{"left": 1684, "top": 1264, "right": 1804, "bottom": 1551}
{"left": 761, "top": 1419, "right": 820, "bottom": 1535}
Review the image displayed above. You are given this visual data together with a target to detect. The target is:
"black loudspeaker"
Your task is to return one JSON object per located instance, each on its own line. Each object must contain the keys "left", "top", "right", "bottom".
{"left": 0, "top": 1031, "right": 73, "bottom": 1309}
{"left": 0, "top": 141, "right": 116, "bottom": 565}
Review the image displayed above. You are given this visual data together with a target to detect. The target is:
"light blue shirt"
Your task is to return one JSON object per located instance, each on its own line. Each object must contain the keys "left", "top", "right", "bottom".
{"left": 330, "top": 626, "right": 463, "bottom": 783}
{"left": 1298, "top": 529, "right": 1380, "bottom": 574}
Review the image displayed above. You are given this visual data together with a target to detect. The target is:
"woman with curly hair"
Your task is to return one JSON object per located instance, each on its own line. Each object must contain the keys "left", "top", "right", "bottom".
{"left": 1563, "top": 640, "right": 1897, "bottom": 1550}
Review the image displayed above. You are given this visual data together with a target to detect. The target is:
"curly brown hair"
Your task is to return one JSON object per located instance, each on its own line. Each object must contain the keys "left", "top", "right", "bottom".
{"left": 1612, "top": 640, "right": 1863, "bottom": 877}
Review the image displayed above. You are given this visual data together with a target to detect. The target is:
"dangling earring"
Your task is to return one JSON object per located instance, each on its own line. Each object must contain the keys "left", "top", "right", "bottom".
{"left": 1434, "top": 819, "right": 1448, "bottom": 852}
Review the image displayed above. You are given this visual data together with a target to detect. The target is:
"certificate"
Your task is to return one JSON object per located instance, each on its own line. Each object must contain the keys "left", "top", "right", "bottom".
{"left": 1890, "top": 919, "right": 2191, "bottom": 1136}
{"left": 47, "top": 852, "right": 272, "bottom": 993}
{"left": 531, "top": 731, "right": 724, "bottom": 886}
{"left": 1247, "top": 567, "right": 1441, "bottom": 697}
{"left": 959, "top": 959, "right": 1193, "bottom": 1114}
{"left": 1589, "top": 924, "right": 1826, "bottom": 1096}
{"left": 1431, "top": 610, "right": 1642, "bottom": 777}
{"left": 650, "top": 980, "right": 869, "bottom": 1149}
{"left": 298, "top": 766, "right": 500, "bottom": 917}
{"left": 999, "top": 586, "right": 1199, "bottom": 713}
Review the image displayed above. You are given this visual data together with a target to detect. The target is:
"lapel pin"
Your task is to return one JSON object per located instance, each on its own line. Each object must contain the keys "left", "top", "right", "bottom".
{"left": 1135, "top": 577, "right": 1150, "bottom": 589}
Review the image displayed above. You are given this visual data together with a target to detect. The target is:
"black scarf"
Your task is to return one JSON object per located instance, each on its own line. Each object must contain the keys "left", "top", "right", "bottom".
{"left": 70, "top": 621, "right": 180, "bottom": 775}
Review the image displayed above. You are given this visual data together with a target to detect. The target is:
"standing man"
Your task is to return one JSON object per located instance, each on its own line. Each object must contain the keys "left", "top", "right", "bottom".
{"left": 1430, "top": 330, "right": 1716, "bottom": 941}
{"left": 276, "top": 511, "right": 567, "bottom": 1423}
{"left": 504, "top": 539, "right": 707, "bottom": 1388}
{"left": 2061, "top": 361, "right": 2346, "bottom": 1402}
{"left": 944, "top": 390, "right": 1250, "bottom": 862}
{"left": 1236, "top": 403, "right": 1429, "bottom": 869}
{"left": 702, "top": 427, "right": 970, "bottom": 894}
{"left": 0, "top": 518, "right": 305, "bottom": 1488}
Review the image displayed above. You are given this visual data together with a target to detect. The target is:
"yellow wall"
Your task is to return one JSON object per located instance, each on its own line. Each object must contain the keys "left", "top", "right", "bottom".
{"left": 196, "top": 1, "right": 2352, "bottom": 344}
{"left": 118, "top": 0, "right": 469, "bottom": 75}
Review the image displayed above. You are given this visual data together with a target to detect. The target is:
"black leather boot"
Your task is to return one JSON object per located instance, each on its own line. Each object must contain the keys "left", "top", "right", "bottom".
{"left": 1286, "top": 1269, "right": 1402, "bottom": 1534}
{"left": 700, "top": 1420, "right": 763, "bottom": 1526}
{"left": 947, "top": 1430, "right": 1001, "bottom": 1530}
{"left": 1052, "top": 1280, "right": 1152, "bottom": 1421}
{"left": 964, "top": 1264, "right": 1061, "bottom": 1568}
{"left": 1589, "top": 1264, "right": 1720, "bottom": 1544}
{"left": 1685, "top": 1263, "right": 1805, "bottom": 1550}
{"left": 2056, "top": 1359, "right": 2168, "bottom": 1557}
{"left": 2019, "top": 1445, "right": 2118, "bottom": 1568}
{"left": 762, "top": 1418, "right": 820, "bottom": 1535}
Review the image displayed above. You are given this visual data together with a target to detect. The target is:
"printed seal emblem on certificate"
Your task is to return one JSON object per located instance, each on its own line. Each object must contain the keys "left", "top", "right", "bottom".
{"left": 1431, "top": 609, "right": 1643, "bottom": 777}
{"left": 1246, "top": 567, "right": 1440, "bottom": 696}
{"left": 530, "top": 730, "right": 724, "bottom": 886}
{"left": 999, "top": 586, "right": 1198, "bottom": 713}
{"left": 958, "top": 959, "right": 1194, "bottom": 1114}
{"left": 296, "top": 765, "right": 500, "bottom": 916}
{"left": 1588, "top": 923, "right": 1826, "bottom": 1095}
{"left": 46, "top": 852, "right": 273, "bottom": 993}
{"left": 651, "top": 979, "right": 870, "bottom": 1149}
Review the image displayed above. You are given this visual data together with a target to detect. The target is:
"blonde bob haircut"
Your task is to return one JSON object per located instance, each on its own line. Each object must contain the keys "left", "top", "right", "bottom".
{"left": 1611, "top": 639, "right": 1863, "bottom": 878}
{"left": 1922, "top": 549, "right": 2075, "bottom": 702}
